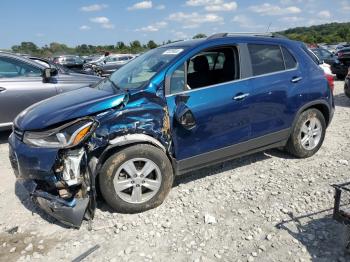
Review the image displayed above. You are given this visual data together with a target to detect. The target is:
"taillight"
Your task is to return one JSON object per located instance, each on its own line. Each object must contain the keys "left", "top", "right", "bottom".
{"left": 325, "top": 73, "right": 334, "bottom": 93}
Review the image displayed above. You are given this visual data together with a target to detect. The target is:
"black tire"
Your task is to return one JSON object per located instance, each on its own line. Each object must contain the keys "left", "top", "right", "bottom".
{"left": 99, "top": 144, "right": 174, "bottom": 213}
{"left": 286, "top": 108, "right": 326, "bottom": 158}
{"left": 336, "top": 74, "right": 346, "bottom": 80}
{"left": 345, "top": 83, "right": 350, "bottom": 99}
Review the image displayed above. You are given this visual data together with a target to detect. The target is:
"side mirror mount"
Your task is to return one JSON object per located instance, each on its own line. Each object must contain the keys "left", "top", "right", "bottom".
{"left": 43, "top": 68, "right": 58, "bottom": 81}
{"left": 174, "top": 95, "right": 196, "bottom": 130}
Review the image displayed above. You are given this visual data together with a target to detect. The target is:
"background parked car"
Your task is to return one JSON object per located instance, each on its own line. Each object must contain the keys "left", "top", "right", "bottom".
{"left": 52, "top": 55, "right": 87, "bottom": 74}
{"left": 0, "top": 52, "right": 101, "bottom": 129}
{"left": 84, "top": 54, "right": 135, "bottom": 76}
{"left": 345, "top": 68, "right": 350, "bottom": 99}
{"left": 333, "top": 47, "right": 350, "bottom": 79}
{"left": 310, "top": 47, "right": 337, "bottom": 65}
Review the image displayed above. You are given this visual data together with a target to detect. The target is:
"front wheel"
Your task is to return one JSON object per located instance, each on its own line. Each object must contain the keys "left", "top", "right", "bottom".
{"left": 286, "top": 108, "right": 326, "bottom": 158}
{"left": 99, "top": 144, "right": 174, "bottom": 213}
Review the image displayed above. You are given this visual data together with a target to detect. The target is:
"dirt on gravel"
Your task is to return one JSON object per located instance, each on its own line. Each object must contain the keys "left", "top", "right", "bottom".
{"left": 0, "top": 80, "right": 349, "bottom": 262}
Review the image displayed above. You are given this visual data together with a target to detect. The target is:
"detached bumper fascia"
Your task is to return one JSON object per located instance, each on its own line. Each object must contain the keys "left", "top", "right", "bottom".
{"left": 18, "top": 180, "right": 89, "bottom": 228}
{"left": 10, "top": 133, "right": 92, "bottom": 228}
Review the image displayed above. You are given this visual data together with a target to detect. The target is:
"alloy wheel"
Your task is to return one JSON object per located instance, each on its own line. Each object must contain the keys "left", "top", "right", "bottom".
{"left": 113, "top": 158, "right": 162, "bottom": 204}
{"left": 300, "top": 117, "right": 322, "bottom": 150}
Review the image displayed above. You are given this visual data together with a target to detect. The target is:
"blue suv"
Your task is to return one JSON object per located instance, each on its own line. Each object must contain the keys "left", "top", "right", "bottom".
{"left": 9, "top": 33, "right": 334, "bottom": 227}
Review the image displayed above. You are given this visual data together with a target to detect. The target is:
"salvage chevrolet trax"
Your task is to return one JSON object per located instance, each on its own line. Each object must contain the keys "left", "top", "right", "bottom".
{"left": 9, "top": 33, "right": 335, "bottom": 227}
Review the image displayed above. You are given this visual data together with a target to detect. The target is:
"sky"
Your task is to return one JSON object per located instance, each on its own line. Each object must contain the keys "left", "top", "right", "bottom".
{"left": 1, "top": 0, "right": 349, "bottom": 48}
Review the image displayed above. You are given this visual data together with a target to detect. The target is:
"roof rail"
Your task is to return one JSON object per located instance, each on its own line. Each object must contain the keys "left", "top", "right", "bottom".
{"left": 207, "top": 32, "right": 288, "bottom": 40}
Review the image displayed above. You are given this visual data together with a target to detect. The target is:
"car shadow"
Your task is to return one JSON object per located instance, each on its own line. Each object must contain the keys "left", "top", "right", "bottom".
{"left": 276, "top": 209, "right": 350, "bottom": 261}
{"left": 0, "top": 130, "right": 11, "bottom": 144}
{"left": 334, "top": 93, "right": 350, "bottom": 108}
{"left": 14, "top": 181, "right": 72, "bottom": 229}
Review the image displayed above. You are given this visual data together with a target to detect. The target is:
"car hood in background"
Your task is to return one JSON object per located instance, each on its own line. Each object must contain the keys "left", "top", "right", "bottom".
{"left": 57, "top": 72, "right": 101, "bottom": 83}
{"left": 14, "top": 87, "right": 127, "bottom": 130}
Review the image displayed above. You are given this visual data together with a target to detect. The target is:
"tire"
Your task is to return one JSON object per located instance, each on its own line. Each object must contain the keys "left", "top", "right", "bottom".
{"left": 286, "top": 108, "right": 326, "bottom": 158}
{"left": 336, "top": 74, "right": 346, "bottom": 80}
{"left": 99, "top": 144, "right": 174, "bottom": 213}
{"left": 345, "top": 83, "right": 350, "bottom": 99}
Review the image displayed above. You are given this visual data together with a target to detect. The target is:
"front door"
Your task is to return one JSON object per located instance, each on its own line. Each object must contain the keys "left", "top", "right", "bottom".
{"left": 0, "top": 57, "right": 57, "bottom": 124}
{"left": 165, "top": 46, "right": 252, "bottom": 165}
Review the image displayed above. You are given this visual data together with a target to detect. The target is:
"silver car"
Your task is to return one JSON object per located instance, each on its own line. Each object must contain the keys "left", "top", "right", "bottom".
{"left": 0, "top": 52, "right": 101, "bottom": 130}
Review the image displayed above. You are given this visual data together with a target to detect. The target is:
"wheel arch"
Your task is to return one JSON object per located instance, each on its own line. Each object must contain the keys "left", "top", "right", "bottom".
{"left": 291, "top": 100, "right": 331, "bottom": 132}
{"left": 93, "top": 134, "right": 175, "bottom": 182}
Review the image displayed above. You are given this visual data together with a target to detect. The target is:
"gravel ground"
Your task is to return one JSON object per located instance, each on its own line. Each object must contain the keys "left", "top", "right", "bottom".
{"left": 0, "top": 80, "right": 350, "bottom": 262}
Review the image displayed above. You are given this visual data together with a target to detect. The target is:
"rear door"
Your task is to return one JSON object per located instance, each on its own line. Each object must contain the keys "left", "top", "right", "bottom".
{"left": 0, "top": 56, "right": 57, "bottom": 124}
{"left": 247, "top": 43, "right": 302, "bottom": 139}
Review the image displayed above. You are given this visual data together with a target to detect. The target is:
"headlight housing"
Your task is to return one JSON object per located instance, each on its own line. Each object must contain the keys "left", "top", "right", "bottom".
{"left": 23, "top": 119, "right": 95, "bottom": 148}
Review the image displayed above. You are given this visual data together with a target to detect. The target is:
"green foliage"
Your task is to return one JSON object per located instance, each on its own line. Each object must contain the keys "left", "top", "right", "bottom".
{"left": 10, "top": 40, "right": 158, "bottom": 57}
{"left": 11, "top": 22, "right": 350, "bottom": 57}
{"left": 280, "top": 22, "right": 350, "bottom": 44}
{"left": 193, "top": 33, "right": 207, "bottom": 39}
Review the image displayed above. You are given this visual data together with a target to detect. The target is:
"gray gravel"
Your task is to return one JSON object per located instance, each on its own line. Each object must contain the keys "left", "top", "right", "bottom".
{"left": 0, "top": 80, "right": 350, "bottom": 262}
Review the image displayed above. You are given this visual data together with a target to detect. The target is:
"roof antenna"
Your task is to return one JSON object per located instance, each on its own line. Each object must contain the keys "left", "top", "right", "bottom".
{"left": 266, "top": 22, "right": 272, "bottom": 33}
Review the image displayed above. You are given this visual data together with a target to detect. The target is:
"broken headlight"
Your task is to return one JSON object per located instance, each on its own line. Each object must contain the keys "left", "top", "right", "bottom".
{"left": 23, "top": 119, "right": 94, "bottom": 148}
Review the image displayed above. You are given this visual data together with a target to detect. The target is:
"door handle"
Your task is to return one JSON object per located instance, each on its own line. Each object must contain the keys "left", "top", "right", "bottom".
{"left": 291, "top": 76, "right": 303, "bottom": 83}
{"left": 233, "top": 93, "right": 250, "bottom": 101}
{"left": 0, "top": 87, "right": 6, "bottom": 93}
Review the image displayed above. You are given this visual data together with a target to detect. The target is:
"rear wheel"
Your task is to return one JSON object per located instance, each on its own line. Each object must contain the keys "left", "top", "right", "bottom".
{"left": 286, "top": 109, "right": 326, "bottom": 158}
{"left": 99, "top": 144, "right": 174, "bottom": 213}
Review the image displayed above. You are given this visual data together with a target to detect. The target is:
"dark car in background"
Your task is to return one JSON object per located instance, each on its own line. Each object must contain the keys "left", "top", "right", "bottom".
{"left": 9, "top": 33, "right": 334, "bottom": 227}
{"left": 53, "top": 55, "right": 86, "bottom": 74}
{"left": 310, "top": 48, "right": 337, "bottom": 65}
{"left": 0, "top": 52, "right": 101, "bottom": 129}
{"left": 310, "top": 47, "right": 349, "bottom": 79}
{"left": 333, "top": 47, "right": 350, "bottom": 79}
{"left": 345, "top": 68, "right": 350, "bottom": 99}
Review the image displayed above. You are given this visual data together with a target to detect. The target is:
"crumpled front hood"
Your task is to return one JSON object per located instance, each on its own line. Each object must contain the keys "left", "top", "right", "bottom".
{"left": 15, "top": 87, "right": 127, "bottom": 131}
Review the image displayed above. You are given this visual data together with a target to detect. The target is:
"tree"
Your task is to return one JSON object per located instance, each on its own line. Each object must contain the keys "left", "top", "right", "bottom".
{"left": 193, "top": 33, "right": 207, "bottom": 39}
{"left": 116, "top": 41, "right": 126, "bottom": 50}
{"left": 11, "top": 42, "right": 38, "bottom": 55}
{"left": 147, "top": 40, "right": 157, "bottom": 49}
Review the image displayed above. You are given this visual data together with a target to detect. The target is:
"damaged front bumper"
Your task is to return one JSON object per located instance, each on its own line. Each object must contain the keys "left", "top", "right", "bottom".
{"left": 9, "top": 133, "right": 97, "bottom": 228}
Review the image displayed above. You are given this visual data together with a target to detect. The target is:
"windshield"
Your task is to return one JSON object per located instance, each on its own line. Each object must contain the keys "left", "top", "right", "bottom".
{"left": 101, "top": 47, "right": 184, "bottom": 90}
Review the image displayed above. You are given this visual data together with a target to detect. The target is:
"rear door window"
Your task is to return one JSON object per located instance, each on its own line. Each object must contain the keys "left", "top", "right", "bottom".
{"left": 248, "top": 44, "right": 285, "bottom": 76}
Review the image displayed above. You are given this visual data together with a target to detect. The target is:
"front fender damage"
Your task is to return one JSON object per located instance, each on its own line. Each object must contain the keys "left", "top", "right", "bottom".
{"left": 29, "top": 89, "right": 172, "bottom": 228}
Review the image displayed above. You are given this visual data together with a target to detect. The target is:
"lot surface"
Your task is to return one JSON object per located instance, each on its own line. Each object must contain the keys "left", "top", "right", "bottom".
{"left": 0, "top": 81, "right": 350, "bottom": 262}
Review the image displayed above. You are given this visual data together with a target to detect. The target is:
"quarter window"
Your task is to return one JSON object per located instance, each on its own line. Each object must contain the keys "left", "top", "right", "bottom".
{"left": 0, "top": 57, "right": 42, "bottom": 78}
{"left": 248, "top": 44, "right": 285, "bottom": 76}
